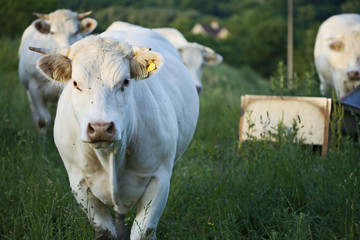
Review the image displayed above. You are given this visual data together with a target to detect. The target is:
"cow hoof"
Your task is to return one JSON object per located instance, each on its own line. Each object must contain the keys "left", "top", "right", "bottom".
{"left": 94, "top": 229, "right": 114, "bottom": 240}
{"left": 115, "top": 212, "right": 128, "bottom": 240}
{"left": 145, "top": 228, "right": 156, "bottom": 240}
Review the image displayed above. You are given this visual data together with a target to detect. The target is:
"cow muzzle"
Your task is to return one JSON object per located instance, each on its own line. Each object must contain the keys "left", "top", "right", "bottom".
{"left": 348, "top": 71, "right": 360, "bottom": 81}
{"left": 87, "top": 121, "right": 116, "bottom": 143}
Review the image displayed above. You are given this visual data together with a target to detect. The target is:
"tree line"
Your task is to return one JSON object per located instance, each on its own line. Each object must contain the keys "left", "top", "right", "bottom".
{"left": 1, "top": 0, "right": 359, "bottom": 77}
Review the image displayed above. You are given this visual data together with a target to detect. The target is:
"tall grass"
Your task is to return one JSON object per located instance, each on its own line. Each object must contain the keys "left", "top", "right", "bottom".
{"left": 1, "top": 36, "right": 360, "bottom": 240}
{"left": 0, "top": 37, "right": 94, "bottom": 239}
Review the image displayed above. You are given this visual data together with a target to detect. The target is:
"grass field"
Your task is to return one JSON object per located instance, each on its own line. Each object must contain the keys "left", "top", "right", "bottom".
{"left": 1, "top": 36, "right": 360, "bottom": 240}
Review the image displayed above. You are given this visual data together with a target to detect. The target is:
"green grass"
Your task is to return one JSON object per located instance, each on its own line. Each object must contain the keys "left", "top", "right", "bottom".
{"left": 1, "top": 36, "right": 360, "bottom": 240}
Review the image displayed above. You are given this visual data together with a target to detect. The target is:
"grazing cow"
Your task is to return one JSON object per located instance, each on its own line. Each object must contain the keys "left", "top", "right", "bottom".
{"left": 314, "top": 14, "right": 360, "bottom": 98}
{"left": 107, "top": 21, "right": 223, "bottom": 93}
{"left": 18, "top": 9, "right": 97, "bottom": 136}
{"left": 30, "top": 28, "right": 199, "bottom": 239}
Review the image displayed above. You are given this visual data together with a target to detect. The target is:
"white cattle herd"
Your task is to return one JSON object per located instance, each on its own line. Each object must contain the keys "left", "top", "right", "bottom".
{"left": 17, "top": 9, "right": 360, "bottom": 240}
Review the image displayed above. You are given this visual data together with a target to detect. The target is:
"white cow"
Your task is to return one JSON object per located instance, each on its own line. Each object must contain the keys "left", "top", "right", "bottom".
{"left": 314, "top": 14, "right": 360, "bottom": 98}
{"left": 18, "top": 9, "right": 97, "bottom": 136}
{"left": 30, "top": 28, "right": 199, "bottom": 239}
{"left": 107, "top": 21, "right": 223, "bottom": 93}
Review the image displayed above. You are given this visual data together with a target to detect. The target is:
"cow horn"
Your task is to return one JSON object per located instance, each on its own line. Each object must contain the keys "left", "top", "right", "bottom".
{"left": 28, "top": 47, "right": 71, "bottom": 57}
{"left": 33, "top": 12, "right": 49, "bottom": 20}
{"left": 28, "top": 47, "right": 52, "bottom": 55}
{"left": 78, "top": 11, "right": 93, "bottom": 19}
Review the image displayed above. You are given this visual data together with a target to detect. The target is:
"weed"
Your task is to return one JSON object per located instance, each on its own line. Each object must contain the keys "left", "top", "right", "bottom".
{"left": 270, "top": 61, "right": 320, "bottom": 96}
{"left": 134, "top": 200, "right": 153, "bottom": 239}
{"left": 330, "top": 90, "right": 345, "bottom": 152}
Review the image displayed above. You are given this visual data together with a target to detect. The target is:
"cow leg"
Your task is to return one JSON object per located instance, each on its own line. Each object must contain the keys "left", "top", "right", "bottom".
{"left": 318, "top": 73, "right": 331, "bottom": 96}
{"left": 26, "top": 84, "right": 50, "bottom": 136}
{"left": 70, "top": 177, "right": 120, "bottom": 239}
{"left": 115, "top": 212, "right": 128, "bottom": 240}
{"left": 130, "top": 172, "right": 170, "bottom": 240}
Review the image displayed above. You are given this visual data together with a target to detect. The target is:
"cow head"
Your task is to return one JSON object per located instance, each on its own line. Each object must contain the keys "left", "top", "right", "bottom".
{"left": 177, "top": 42, "right": 223, "bottom": 93}
{"left": 30, "top": 36, "right": 162, "bottom": 149}
{"left": 33, "top": 9, "right": 97, "bottom": 48}
{"left": 327, "top": 32, "right": 360, "bottom": 92}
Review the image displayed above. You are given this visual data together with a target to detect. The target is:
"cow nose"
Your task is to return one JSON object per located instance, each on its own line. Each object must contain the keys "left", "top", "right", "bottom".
{"left": 196, "top": 86, "right": 202, "bottom": 94}
{"left": 348, "top": 71, "right": 360, "bottom": 80}
{"left": 87, "top": 122, "right": 116, "bottom": 142}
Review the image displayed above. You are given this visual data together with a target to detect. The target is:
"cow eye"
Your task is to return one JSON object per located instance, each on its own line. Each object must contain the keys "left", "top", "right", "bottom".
{"left": 329, "top": 41, "right": 344, "bottom": 52}
{"left": 73, "top": 80, "right": 82, "bottom": 91}
{"left": 121, "top": 79, "right": 130, "bottom": 92}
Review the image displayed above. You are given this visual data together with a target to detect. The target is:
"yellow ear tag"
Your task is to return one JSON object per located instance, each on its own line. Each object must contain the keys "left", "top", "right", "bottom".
{"left": 147, "top": 60, "right": 156, "bottom": 72}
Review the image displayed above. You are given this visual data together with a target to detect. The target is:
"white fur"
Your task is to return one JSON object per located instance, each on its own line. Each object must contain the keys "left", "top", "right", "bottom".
{"left": 18, "top": 9, "right": 97, "bottom": 135}
{"left": 39, "top": 28, "right": 199, "bottom": 239}
{"left": 107, "top": 22, "right": 223, "bottom": 92}
{"left": 314, "top": 13, "right": 360, "bottom": 98}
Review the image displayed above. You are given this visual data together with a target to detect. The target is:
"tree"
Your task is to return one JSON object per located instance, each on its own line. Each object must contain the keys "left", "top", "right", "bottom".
{"left": 0, "top": 0, "right": 60, "bottom": 37}
{"left": 341, "top": 0, "right": 360, "bottom": 13}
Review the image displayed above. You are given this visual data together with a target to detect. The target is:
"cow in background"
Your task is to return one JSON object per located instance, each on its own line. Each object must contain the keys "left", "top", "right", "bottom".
{"left": 18, "top": 9, "right": 97, "bottom": 136}
{"left": 314, "top": 14, "right": 360, "bottom": 98}
{"left": 29, "top": 27, "right": 199, "bottom": 239}
{"left": 154, "top": 27, "right": 223, "bottom": 93}
{"left": 107, "top": 21, "right": 223, "bottom": 93}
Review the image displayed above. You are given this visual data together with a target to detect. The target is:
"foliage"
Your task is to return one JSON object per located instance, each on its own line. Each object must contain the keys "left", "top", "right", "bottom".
{"left": 270, "top": 61, "right": 320, "bottom": 96}
{"left": 1, "top": 0, "right": 358, "bottom": 78}
{"left": 330, "top": 90, "right": 345, "bottom": 153}
{"left": 93, "top": 6, "right": 184, "bottom": 32}
{"left": 0, "top": 0, "right": 60, "bottom": 38}
{"left": 341, "top": 0, "right": 360, "bottom": 13}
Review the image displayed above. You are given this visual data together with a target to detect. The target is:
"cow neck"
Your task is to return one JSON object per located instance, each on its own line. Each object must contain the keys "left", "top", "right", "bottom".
{"left": 92, "top": 140, "right": 127, "bottom": 209}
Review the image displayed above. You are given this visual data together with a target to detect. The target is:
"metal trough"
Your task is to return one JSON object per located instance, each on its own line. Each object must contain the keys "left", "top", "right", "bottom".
{"left": 339, "top": 86, "right": 360, "bottom": 138}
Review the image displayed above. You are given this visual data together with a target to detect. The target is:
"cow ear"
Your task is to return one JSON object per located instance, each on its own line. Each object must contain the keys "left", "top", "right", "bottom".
{"left": 37, "top": 54, "right": 72, "bottom": 82}
{"left": 130, "top": 47, "right": 162, "bottom": 80}
{"left": 202, "top": 47, "right": 223, "bottom": 66}
{"left": 79, "top": 18, "right": 97, "bottom": 34}
{"left": 34, "top": 19, "right": 50, "bottom": 34}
